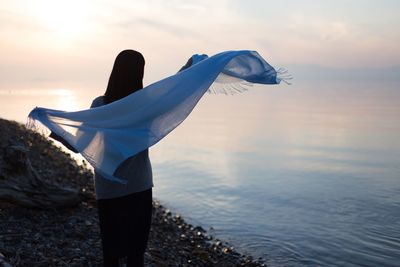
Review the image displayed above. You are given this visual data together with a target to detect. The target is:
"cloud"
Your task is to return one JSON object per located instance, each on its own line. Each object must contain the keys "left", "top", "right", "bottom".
{"left": 115, "top": 17, "right": 199, "bottom": 38}
{"left": 0, "top": 8, "right": 44, "bottom": 32}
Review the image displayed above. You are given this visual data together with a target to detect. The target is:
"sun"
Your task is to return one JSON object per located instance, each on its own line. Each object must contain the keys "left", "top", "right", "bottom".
{"left": 35, "top": 0, "right": 89, "bottom": 40}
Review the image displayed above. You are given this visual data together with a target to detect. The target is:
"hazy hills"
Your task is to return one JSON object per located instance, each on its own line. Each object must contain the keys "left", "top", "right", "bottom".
{"left": 285, "top": 64, "right": 400, "bottom": 82}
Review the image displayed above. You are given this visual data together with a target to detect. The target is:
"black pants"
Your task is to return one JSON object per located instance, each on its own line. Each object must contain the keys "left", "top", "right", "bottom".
{"left": 97, "top": 189, "right": 152, "bottom": 267}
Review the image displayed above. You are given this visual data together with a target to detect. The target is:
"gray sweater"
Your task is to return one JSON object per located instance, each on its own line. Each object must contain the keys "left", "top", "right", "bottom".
{"left": 91, "top": 96, "right": 153, "bottom": 199}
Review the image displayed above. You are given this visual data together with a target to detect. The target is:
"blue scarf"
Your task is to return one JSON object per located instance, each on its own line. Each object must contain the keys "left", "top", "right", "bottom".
{"left": 28, "top": 50, "right": 288, "bottom": 182}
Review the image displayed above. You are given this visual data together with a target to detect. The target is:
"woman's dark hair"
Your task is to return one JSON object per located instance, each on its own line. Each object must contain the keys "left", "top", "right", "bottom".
{"left": 104, "top": 49, "right": 145, "bottom": 104}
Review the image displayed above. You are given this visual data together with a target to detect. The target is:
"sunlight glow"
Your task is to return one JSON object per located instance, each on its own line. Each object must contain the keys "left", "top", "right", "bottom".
{"left": 54, "top": 89, "right": 80, "bottom": 111}
{"left": 35, "top": 0, "right": 89, "bottom": 41}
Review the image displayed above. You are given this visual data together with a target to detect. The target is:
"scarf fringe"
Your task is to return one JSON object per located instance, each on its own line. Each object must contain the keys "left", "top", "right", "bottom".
{"left": 208, "top": 81, "right": 253, "bottom": 95}
{"left": 276, "top": 67, "right": 293, "bottom": 85}
{"left": 26, "top": 108, "right": 51, "bottom": 136}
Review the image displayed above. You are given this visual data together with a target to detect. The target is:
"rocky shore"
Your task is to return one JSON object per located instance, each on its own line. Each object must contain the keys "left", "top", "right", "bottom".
{"left": 0, "top": 118, "right": 266, "bottom": 266}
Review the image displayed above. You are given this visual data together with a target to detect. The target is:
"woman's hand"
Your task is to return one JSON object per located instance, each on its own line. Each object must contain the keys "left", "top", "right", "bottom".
{"left": 178, "top": 54, "right": 208, "bottom": 73}
{"left": 178, "top": 57, "right": 193, "bottom": 72}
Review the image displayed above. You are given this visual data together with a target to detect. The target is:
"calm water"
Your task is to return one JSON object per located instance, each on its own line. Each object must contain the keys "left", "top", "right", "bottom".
{"left": 1, "top": 80, "right": 399, "bottom": 266}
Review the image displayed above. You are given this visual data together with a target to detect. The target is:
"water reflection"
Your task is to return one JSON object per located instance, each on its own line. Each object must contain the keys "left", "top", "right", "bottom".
{"left": 151, "top": 80, "right": 400, "bottom": 266}
{"left": 53, "top": 89, "right": 80, "bottom": 111}
{"left": 1, "top": 81, "right": 400, "bottom": 266}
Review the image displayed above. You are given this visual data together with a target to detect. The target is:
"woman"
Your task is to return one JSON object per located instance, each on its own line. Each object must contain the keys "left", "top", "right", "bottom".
{"left": 92, "top": 50, "right": 153, "bottom": 267}
{"left": 51, "top": 49, "right": 192, "bottom": 266}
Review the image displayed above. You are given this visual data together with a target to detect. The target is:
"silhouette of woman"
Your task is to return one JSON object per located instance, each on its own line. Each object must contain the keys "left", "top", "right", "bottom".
{"left": 93, "top": 50, "right": 152, "bottom": 267}
{"left": 50, "top": 50, "right": 151, "bottom": 266}
{"left": 49, "top": 49, "right": 193, "bottom": 266}
{"left": 95, "top": 50, "right": 192, "bottom": 266}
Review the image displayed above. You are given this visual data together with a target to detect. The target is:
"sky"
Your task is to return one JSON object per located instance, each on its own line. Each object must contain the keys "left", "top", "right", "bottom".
{"left": 1, "top": 0, "right": 399, "bottom": 90}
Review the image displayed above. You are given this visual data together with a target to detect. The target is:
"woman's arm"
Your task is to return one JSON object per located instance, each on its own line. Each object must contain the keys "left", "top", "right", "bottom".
{"left": 178, "top": 57, "right": 193, "bottom": 72}
{"left": 178, "top": 54, "right": 208, "bottom": 72}
{"left": 49, "top": 132, "right": 78, "bottom": 153}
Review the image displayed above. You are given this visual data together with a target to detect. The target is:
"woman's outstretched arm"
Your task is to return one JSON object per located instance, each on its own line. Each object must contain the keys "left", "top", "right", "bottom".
{"left": 49, "top": 132, "right": 78, "bottom": 153}
{"left": 178, "top": 57, "right": 193, "bottom": 72}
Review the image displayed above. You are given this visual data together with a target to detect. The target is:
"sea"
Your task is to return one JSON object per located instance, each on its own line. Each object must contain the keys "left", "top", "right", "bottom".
{"left": 1, "top": 78, "right": 399, "bottom": 266}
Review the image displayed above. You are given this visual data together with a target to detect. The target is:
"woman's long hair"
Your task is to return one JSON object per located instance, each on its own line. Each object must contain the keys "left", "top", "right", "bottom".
{"left": 104, "top": 50, "right": 145, "bottom": 104}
